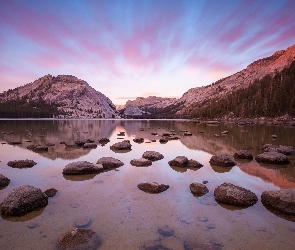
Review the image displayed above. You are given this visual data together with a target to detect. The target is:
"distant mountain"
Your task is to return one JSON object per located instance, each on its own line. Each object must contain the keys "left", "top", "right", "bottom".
{"left": 0, "top": 75, "right": 120, "bottom": 118}
{"left": 121, "top": 44, "right": 295, "bottom": 119}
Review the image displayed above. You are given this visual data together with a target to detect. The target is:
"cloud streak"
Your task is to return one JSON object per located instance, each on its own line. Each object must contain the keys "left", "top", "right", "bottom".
{"left": 0, "top": 0, "right": 294, "bottom": 104}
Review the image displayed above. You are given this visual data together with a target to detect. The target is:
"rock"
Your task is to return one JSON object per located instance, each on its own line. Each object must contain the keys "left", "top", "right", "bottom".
{"left": 98, "top": 138, "right": 110, "bottom": 144}
{"left": 57, "top": 228, "right": 101, "bottom": 250}
{"left": 221, "top": 131, "right": 229, "bottom": 135}
{"left": 63, "top": 161, "right": 103, "bottom": 175}
{"left": 8, "top": 141, "right": 22, "bottom": 145}
{"left": 271, "top": 134, "right": 277, "bottom": 138}
{"left": 151, "top": 132, "right": 157, "bottom": 135}
{"left": 0, "top": 174, "right": 10, "bottom": 188}
{"left": 33, "top": 146, "right": 48, "bottom": 152}
{"left": 255, "top": 152, "right": 290, "bottom": 165}
{"left": 159, "top": 138, "right": 168, "bottom": 143}
{"left": 140, "top": 128, "right": 144, "bottom": 131}
{"left": 168, "top": 156, "right": 188, "bottom": 167}
{"left": 233, "top": 150, "right": 253, "bottom": 160}
{"left": 65, "top": 140, "right": 77, "bottom": 147}
{"left": 162, "top": 132, "right": 172, "bottom": 137}
{"left": 133, "top": 138, "right": 144, "bottom": 143}
{"left": 262, "top": 144, "right": 295, "bottom": 155}
{"left": 209, "top": 154, "right": 236, "bottom": 167}
{"left": 168, "top": 136, "right": 180, "bottom": 140}
{"left": 130, "top": 158, "right": 152, "bottom": 166}
{"left": 44, "top": 188, "right": 58, "bottom": 197}
{"left": 74, "top": 140, "right": 85, "bottom": 146}
{"left": 83, "top": 143, "right": 97, "bottom": 149}
{"left": 261, "top": 189, "right": 295, "bottom": 215}
{"left": 117, "top": 132, "right": 125, "bottom": 136}
{"left": 86, "top": 139, "right": 95, "bottom": 143}
{"left": 184, "top": 132, "right": 192, "bottom": 136}
{"left": 151, "top": 139, "right": 156, "bottom": 142}
{"left": 190, "top": 183, "right": 209, "bottom": 196}
{"left": 276, "top": 145, "right": 295, "bottom": 155}
{"left": 7, "top": 159, "right": 37, "bottom": 168}
{"left": 75, "top": 216, "right": 92, "bottom": 228}
{"left": 187, "top": 159, "right": 203, "bottom": 168}
{"left": 46, "top": 143, "right": 55, "bottom": 146}
{"left": 157, "top": 225, "right": 174, "bottom": 237}
{"left": 60, "top": 141, "right": 66, "bottom": 144}
{"left": 142, "top": 151, "right": 164, "bottom": 161}
{"left": 110, "top": 140, "right": 132, "bottom": 150}
{"left": 214, "top": 182, "right": 258, "bottom": 207}
{"left": 96, "top": 157, "right": 124, "bottom": 169}
{"left": 0, "top": 185, "right": 48, "bottom": 216}
{"left": 137, "top": 182, "right": 169, "bottom": 194}
{"left": 26, "top": 145, "right": 36, "bottom": 150}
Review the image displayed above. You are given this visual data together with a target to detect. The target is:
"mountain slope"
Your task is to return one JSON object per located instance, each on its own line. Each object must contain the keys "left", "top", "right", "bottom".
{"left": 121, "top": 44, "right": 295, "bottom": 119}
{"left": 0, "top": 75, "right": 120, "bottom": 118}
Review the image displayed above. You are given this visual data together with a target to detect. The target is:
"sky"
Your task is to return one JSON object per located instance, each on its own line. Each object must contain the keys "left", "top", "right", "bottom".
{"left": 0, "top": 0, "right": 295, "bottom": 105}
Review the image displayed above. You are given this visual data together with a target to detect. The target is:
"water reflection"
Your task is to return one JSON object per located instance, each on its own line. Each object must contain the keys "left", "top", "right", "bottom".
{"left": 1, "top": 207, "right": 45, "bottom": 222}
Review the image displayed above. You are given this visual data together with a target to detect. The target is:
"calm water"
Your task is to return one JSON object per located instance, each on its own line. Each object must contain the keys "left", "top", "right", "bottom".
{"left": 0, "top": 119, "right": 294, "bottom": 250}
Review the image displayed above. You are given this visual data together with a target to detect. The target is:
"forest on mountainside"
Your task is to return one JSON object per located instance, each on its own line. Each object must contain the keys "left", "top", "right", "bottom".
{"left": 0, "top": 98, "right": 65, "bottom": 118}
{"left": 190, "top": 60, "right": 295, "bottom": 119}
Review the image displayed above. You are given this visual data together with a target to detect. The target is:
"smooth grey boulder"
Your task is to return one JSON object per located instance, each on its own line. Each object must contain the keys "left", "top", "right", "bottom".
{"left": 0, "top": 185, "right": 48, "bottom": 216}
{"left": 96, "top": 157, "right": 124, "bottom": 169}
{"left": 142, "top": 151, "right": 164, "bottom": 161}
{"left": 138, "top": 182, "right": 169, "bottom": 194}
{"left": 209, "top": 154, "right": 236, "bottom": 167}
{"left": 261, "top": 189, "right": 295, "bottom": 215}
{"left": 214, "top": 182, "right": 258, "bottom": 207}
{"left": 83, "top": 143, "right": 97, "bottom": 149}
{"left": 233, "top": 150, "right": 253, "bottom": 160}
{"left": 255, "top": 152, "right": 290, "bottom": 165}
{"left": 63, "top": 161, "right": 103, "bottom": 175}
{"left": 0, "top": 174, "right": 10, "bottom": 188}
{"left": 130, "top": 158, "right": 152, "bottom": 166}
{"left": 168, "top": 156, "right": 188, "bottom": 167}
{"left": 190, "top": 183, "right": 209, "bottom": 196}
{"left": 187, "top": 159, "right": 203, "bottom": 168}
{"left": 110, "top": 140, "right": 132, "bottom": 150}
{"left": 7, "top": 159, "right": 37, "bottom": 169}
{"left": 57, "top": 228, "right": 101, "bottom": 250}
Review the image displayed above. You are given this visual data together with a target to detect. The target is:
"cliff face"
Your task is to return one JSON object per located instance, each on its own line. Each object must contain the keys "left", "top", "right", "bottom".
{"left": 0, "top": 75, "right": 120, "bottom": 118}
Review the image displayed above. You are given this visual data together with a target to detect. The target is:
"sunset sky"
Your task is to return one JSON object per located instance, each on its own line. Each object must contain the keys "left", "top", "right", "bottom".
{"left": 1, "top": 0, "right": 295, "bottom": 105}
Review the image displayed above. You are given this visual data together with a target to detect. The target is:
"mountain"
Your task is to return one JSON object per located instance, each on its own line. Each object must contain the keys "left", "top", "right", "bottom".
{"left": 0, "top": 75, "right": 120, "bottom": 118}
{"left": 121, "top": 44, "right": 295, "bottom": 119}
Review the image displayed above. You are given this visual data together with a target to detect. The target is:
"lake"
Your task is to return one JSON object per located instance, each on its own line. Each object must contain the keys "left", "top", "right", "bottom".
{"left": 0, "top": 119, "right": 294, "bottom": 250}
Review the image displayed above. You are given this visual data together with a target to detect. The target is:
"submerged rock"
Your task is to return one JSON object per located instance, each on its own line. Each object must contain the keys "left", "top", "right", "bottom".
{"left": 110, "top": 140, "right": 132, "bottom": 150}
{"left": 44, "top": 188, "right": 58, "bottom": 197}
{"left": 0, "top": 185, "right": 48, "bottom": 216}
{"left": 57, "top": 228, "right": 101, "bottom": 250}
{"left": 138, "top": 182, "right": 169, "bottom": 194}
{"left": 261, "top": 189, "right": 295, "bottom": 215}
{"left": 7, "top": 159, "right": 37, "bottom": 169}
{"left": 142, "top": 151, "right": 164, "bottom": 161}
{"left": 214, "top": 182, "right": 258, "bottom": 207}
{"left": 168, "top": 156, "right": 188, "bottom": 167}
{"left": 255, "top": 152, "right": 290, "bottom": 165}
{"left": 130, "top": 158, "right": 152, "bottom": 166}
{"left": 209, "top": 154, "right": 236, "bottom": 167}
{"left": 96, "top": 157, "right": 124, "bottom": 169}
{"left": 190, "top": 183, "right": 209, "bottom": 196}
{"left": 233, "top": 150, "right": 253, "bottom": 160}
{"left": 0, "top": 174, "right": 10, "bottom": 188}
{"left": 63, "top": 161, "right": 103, "bottom": 175}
